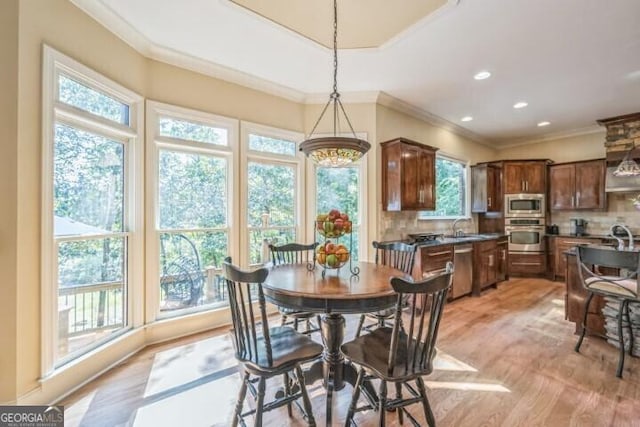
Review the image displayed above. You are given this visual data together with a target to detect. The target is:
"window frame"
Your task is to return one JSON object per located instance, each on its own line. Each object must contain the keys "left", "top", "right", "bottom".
{"left": 240, "top": 121, "right": 305, "bottom": 267}
{"left": 419, "top": 152, "right": 471, "bottom": 221}
{"left": 146, "top": 100, "right": 239, "bottom": 321}
{"left": 41, "top": 45, "right": 144, "bottom": 375}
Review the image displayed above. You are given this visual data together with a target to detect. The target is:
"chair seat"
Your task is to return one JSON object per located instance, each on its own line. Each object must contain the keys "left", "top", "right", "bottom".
{"left": 278, "top": 306, "right": 316, "bottom": 319}
{"left": 341, "top": 327, "right": 434, "bottom": 381}
{"left": 585, "top": 276, "right": 638, "bottom": 298}
{"left": 232, "top": 326, "right": 323, "bottom": 374}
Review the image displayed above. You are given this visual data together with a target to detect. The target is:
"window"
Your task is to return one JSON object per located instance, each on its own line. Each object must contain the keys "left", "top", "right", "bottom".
{"left": 420, "top": 154, "right": 469, "bottom": 219}
{"left": 149, "top": 102, "right": 237, "bottom": 317}
{"left": 242, "top": 123, "right": 304, "bottom": 266}
{"left": 42, "top": 47, "right": 143, "bottom": 371}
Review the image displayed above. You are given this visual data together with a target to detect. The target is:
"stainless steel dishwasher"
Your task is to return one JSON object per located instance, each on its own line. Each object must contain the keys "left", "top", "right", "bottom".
{"left": 452, "top": 244, "right": 473, "bottom": 299}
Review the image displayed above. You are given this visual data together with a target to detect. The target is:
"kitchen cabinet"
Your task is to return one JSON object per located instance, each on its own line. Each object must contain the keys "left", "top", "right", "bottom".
{"left": 549, "top": 160, "right": 606, "bottom": 210}
{"left": 471, "top": 163, "right": 502, "bottom": 213}
{"left": 473, "top": 239, "right": 498, "bottom": 294}
{"left": 508, "top": 253, "right": 546, "bottom": 275}
{"left": 496, "top": 236, "right": 509, "bottom": 282}
{"left": 553, "top": 236, "right": 602, "bottom": 280}
{"left": 381, "top": 138, "right": 438, "bottom": 211}
{"left": 414, "top": 244, "right": 454, "bottom": 279}
{"left": 503, "top": 161, "right": 546, "bottom": 194}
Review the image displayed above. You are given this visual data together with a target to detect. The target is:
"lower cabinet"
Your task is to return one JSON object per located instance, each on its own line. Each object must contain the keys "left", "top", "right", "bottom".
{"left": 473, "top": 240, "right": 498, "bottom": 295}
{"left": 497, "top": 237, "right": 509, "bottom": 282}
{"left": 553, "top": 237, "right": 601, "bottom": 280}
{"left": 414, "top": 244, "right": 454, "bottom": 302}
{"left": 508, "top": 253, "right": 546, "bottom": 275}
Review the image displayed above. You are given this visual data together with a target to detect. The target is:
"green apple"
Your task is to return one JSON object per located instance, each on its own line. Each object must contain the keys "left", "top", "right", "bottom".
{"left": 326, "top": 254, "right": 338, "bottom": 267}
{"left": 323, "top": 221, "right": 334, "bottom": 235}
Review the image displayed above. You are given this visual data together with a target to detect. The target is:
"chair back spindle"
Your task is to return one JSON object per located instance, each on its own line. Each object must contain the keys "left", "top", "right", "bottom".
{"left": 388, "top": 262, "right": 453, "bottom": 375}
{"left": 373, "top": 241, "right": 417, "bottom": 275}
{"left": 269, "top": 242, "right": 318, "bottom": 266}
{"left": 222, "top": 257, "right": 273, "bottom": 366}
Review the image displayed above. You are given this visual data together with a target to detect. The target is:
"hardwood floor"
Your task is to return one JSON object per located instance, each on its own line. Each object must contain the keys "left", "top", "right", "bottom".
{"left": 59, "top": 278, "right": 640, "bottom": 426}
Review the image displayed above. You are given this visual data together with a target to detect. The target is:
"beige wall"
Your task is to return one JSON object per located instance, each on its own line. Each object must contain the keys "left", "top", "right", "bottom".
{"left": 0, "top": 0, "right": 19, "bottom": 403}
{"left": 497, "top": 131, "right": 607, "bottom": 163}
{"left": 375, "top": 104, "right": 498, "bottom": 240}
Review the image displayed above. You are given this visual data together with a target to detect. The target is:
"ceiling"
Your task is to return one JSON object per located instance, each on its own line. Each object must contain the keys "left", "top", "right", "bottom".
{"left": 78, "top": 0, "right": 640, "bottom": 147}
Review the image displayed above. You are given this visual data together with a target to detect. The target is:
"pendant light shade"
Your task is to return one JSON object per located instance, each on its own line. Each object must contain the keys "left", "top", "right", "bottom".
{"left": 299, "top": 0, "right": 370, "bottom": 167}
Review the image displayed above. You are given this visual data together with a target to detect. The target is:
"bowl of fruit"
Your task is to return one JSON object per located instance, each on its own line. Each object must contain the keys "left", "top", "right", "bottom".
{"left": 316, "top": 209, "right": 353, "bottom": 238}
{"left": 316, "top": 241, "right": 350, "bottom": 269}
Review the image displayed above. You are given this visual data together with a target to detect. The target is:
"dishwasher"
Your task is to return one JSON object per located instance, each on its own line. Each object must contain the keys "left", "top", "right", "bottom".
{"left": 452, "top": 244, "right": 473, "bottom": 299}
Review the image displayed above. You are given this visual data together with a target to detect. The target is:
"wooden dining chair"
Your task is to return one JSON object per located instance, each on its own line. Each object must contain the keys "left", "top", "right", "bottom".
{"left": 222, "top": 257, "right": 322, "bottom": 426}
{"left": 269, "top": 242, "right": 322, "bottom": 336}
{"left": 341, "top": 262, "right": 453, "bottom": 427}
{"left": 575, "top": 245, "right": 640, "bottom": 378}
{"left": 355, "top": 241, "right": 417, "bottom": 337}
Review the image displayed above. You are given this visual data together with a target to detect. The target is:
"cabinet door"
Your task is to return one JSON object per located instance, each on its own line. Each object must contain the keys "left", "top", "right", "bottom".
{"left": 487, "top": 165, "right": 502, "bottom": 212}
{"left": 471, "top": 165, "right": 488, "bottom": 212}
{"left": 417, "top": 148, "right": 436, "bottom": 209}
{"left": 503, "top": 163, "right": 524, "bottom": 193}
{"left": 497, "top": 243, "right": 508, "bottom": 282}
{"left": 400, "top": 145, "right": 421, "bottom": 209}
{"left": 549, "top": 164, "right": 575, "bottom": 210}
{"left": 486, "top": 248, "right": 498, "bottom": 286}
{"left": 524, "top": 162, "right": 546, "bottom": 193}
{"left": 575, "top": 160, "right": 606, "bottom": 209}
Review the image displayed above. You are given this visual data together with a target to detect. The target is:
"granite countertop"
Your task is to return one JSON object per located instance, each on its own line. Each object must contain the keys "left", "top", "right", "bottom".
{"left": 406, "top": 233, "right": 508, "bottom": 247}
{"left": 546, "top": 234, "right": 622, "bottom": 239}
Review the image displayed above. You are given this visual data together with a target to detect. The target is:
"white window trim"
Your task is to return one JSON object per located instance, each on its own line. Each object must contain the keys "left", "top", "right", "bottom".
{"left": 240, "top": 121, "right": 305, "bottom": 267}
{"left": 418, "top": 151, "right": 471, "bottom": 221}
{"left": 145, "top": 100, "right": 239, "bottom": 322}
{"left": 305, "top": 132, "right": 369, "bottom": 262}
{"left": 41, "top": 45, "right": 144, "bottom": 376}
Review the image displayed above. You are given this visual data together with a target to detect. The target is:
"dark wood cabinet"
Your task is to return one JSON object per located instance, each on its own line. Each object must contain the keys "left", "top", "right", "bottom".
{"left": 553, "top": 237, "right": 602, "bottom": 280}
{"left": 381, "top": 138, "right": 438, "bottom": 211}
{"left": 473, "top": 240, "right": 498, "bottom": 294}
{"left": 471, "top": 163, "right": 502, "bottom": 213}
{"left": 549, "top": 160, "right": 606, "bottom": 211}
{"left": 496, "top": 237, "right": 509, "bottom": 282}
{"left": 565, "top": 252, "right": 605, "bottom": 336}
{"left": 503, "top": 161, "right": 546, "bottom": 194}
{"left": 508, "top": 253, "right": 546, "bottom": 275}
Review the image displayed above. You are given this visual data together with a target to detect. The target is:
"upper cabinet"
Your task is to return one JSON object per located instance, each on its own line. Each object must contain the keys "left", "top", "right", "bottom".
{"left": 471, "top": 163, "right": 502, "bottom": 213}
{"left": 381, "top": 138, "right": 438, "bottom": 211}
{"left": 503, "top": 161, "right": 546, "bottom": 194}
{"left": 549, "top": 159, "right": 606, "bottom": 210}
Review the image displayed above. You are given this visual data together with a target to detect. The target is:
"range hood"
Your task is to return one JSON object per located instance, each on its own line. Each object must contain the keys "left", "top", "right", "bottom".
{"left": 605, "top": 166, "right": 640, "bottom": 192}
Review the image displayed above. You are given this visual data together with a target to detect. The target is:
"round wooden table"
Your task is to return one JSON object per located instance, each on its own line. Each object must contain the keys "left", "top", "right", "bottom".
{"left": 262, "top": 261, "right": 409, "bottom": 426}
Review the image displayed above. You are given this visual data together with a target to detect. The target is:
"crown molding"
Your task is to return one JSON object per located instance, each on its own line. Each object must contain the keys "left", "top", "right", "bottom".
{"left": 497, "top": 125, "right": 604, "bottom": 149}
{"left": 376, "top": 92, "right": 496, "bottom": 148}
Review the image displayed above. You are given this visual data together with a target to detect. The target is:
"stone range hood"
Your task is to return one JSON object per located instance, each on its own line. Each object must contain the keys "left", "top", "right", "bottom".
{"left": 597, "top": 112, "right": 640, "bottom": 192}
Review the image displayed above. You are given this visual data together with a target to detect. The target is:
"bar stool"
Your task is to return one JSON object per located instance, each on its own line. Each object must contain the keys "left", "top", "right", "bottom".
{"left": 575, "top": 245, "right": 640, "bottom": 378}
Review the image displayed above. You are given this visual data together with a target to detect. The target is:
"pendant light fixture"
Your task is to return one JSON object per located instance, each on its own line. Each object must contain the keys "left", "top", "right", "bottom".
{"left": 613, "top": 142, "right": 640, "bottom": 177}
{"left": 299, "top": 0, "right": 370, "bottom": 167}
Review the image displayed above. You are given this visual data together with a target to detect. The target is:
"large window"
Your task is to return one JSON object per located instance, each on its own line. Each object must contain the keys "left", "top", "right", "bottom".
{"left": 43, "top": 47, "right": 143, "bottom": 370}
{"left": 421, "top": 154, "right": 469, "bottom": 219}
{"left": 315, "top": 165, "right": 362, "bottom": 261}
{"left": 243, "top": 124, "right": 304, "bottom": 266}
{"left": 149, "top": 103, "right": 237, "bottom": 317}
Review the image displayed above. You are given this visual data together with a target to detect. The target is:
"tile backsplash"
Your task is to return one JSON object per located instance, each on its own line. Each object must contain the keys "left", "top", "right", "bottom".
{"left": 379, "top": 210, "right": 477, "bottom": 241}
{"left": 550, "top": 193, "right": 640, "bottom": 235}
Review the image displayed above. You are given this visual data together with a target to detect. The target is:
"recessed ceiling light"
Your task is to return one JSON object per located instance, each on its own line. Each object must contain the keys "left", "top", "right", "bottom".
{"left": 461, "top": 116, "right": 473, "bottom": 122}
{"left": 513, "top": 101, "right": 528, "bottom": 109}
{"left": 537, "top": 121, "right": 551, "bottom": 127}
{"left": 474, "top": 71, "right": 491, "bottom": 80}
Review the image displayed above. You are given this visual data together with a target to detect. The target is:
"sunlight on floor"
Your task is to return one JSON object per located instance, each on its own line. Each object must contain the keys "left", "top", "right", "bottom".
{"left": 134, "top": 376, "right": 238, "bottom": 427}
{"left": 425, "top": 380, "right": 511, "bottom": 393}
{"left": 143, "top": 335, "right": 237, "bottom": 399}
{"left": 551, "top": 299, "right": 564, "bottom": 306}
{"left": 433, "top": 350, "right": 478, "bottom": 372}
{"left": 64, "top": 390, "right": 96, "bottom": 427}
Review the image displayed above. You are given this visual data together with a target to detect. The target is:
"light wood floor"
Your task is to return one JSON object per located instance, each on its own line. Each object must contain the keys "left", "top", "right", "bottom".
{"left": 59, "top": 278, "right": 640, "bottom": 426}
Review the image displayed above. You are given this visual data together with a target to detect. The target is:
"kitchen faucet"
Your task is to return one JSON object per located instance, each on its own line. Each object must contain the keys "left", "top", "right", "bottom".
{"left": 610, "top": 223, "right": 634, "bottom": 250}
{"left": 452, "top": 217, "right": 471, "bottom": 237}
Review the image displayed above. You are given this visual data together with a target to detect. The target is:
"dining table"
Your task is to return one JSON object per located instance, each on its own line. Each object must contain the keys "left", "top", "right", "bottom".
{"left": 262, "top": 260, "right": 410, "bottom": 426}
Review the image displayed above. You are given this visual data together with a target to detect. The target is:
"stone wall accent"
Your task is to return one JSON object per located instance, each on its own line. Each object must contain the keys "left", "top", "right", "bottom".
{"left": 597, "top": 112, "right": 640, "bottom": 158}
